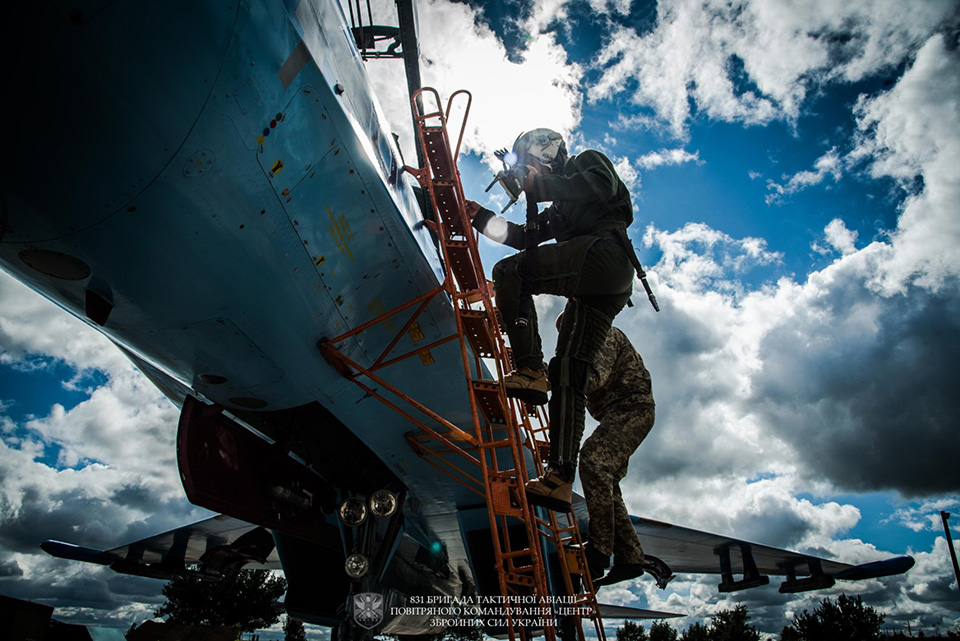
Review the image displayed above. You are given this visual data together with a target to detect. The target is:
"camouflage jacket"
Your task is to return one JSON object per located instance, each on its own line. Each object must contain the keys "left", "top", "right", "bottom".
{"left": 585, "top": 326, "right": 654, "bottom": 420}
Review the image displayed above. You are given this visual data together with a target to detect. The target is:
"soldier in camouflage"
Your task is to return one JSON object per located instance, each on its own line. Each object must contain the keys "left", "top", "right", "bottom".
{"left": 575, "top": 320, "right": 673, "bottom": 588}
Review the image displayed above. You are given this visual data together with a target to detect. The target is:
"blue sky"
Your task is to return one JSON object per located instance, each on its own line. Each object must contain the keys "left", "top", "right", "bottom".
{"left": 2, "top": 0, "right": 959, "bottom": 638}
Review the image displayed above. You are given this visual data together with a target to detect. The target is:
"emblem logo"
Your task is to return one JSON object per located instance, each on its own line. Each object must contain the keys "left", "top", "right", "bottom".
{"left": 353, "top": 592, "right": 384, "bottom": 630}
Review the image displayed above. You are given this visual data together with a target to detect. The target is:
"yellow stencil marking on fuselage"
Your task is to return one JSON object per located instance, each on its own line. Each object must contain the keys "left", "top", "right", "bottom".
{"left": 418, "top": 350, "right": 434, "bottom": 366}
{"left": 327, "top": 206, "right": 354, "bottom": 261}
{"left": 408, "top": 322, "right": 424, "bottom": 342}
{"left": 368, "top": 299, "right": 394, "bottom": 333}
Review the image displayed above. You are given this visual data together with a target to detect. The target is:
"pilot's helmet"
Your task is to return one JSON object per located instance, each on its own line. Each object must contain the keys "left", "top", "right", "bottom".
{"left": 512, "top": 128, "right": 567, "bottom": 173}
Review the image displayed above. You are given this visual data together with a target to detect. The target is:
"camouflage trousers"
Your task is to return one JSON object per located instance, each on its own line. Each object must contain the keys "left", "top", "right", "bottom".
{"left": 579, "top": 404, "right": 655, "bottom": 562}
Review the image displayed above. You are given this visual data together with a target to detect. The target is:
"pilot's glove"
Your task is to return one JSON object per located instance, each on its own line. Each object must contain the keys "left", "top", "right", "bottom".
{"left": 518, "top": 164, "right": 539, "bottom": 192}
{"left": 465, "top": 200, "right": 482, "bottom": 220}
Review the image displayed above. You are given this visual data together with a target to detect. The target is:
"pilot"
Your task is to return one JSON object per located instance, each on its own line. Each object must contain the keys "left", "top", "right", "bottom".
{"left": 465, "top": 128, "right": 639, "bottom": 514}
{"left": 566, "top": 315, "right": 670, "bottom": 587}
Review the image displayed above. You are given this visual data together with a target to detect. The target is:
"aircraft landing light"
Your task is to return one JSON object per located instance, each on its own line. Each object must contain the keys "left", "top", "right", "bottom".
{"left": 370, "top": 489, "right": 398, "bottom": 518}
{"left": 345, "top": 553, "right": 369, "bottom": 579}
{"left": 339, "top": 497, "right": 368, "bottom": 526}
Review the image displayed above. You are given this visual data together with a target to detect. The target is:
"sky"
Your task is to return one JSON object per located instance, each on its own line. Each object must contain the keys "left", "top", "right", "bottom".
{"left": 1, "top": 0, "right": 959, "bottom": 638}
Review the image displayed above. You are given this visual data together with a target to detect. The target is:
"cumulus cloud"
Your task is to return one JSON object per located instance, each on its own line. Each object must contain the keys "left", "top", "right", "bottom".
{"left": 358, "top": 0, "right": 584, "bottom": 168}
{"left": 0, "top": 271, "right": 210, "bottom": 627}
{"left": 851, "top": 34, "right": 960, "bottom": 294}
{"left": 643, "top": 222, "right": 783, "bottom": 296}
{"left": 610, "top": 28, "right": 960, "bottom": 506}
{"left": 766, "top": 147, "right": 844, "bottom": 205}
{"left": 816, "top": 218, "right": 860, "bottom": 256}
{"left": 589, "top": 0, "right": 958, "bottom": 138}
{"left": 589, "top": 35, "right": 960, "bottom": 610}
{"left": 612, "top": 156, "right": 641, "bottom": 192}
{"left": 637, "top": 147, "right": 702, "bottom": 170}
{"left": 889, "top": 499, "right": 960, "bottom": 534}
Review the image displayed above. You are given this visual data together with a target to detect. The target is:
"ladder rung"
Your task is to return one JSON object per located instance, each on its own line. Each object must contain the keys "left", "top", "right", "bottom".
{"left": 431, "top": 182, "right": 467, "bottom": 238}
{"left": 534, "top": 439, "right": 550, "bottom": 460}
{"left": 504, "top": 345, "right": 516, "bottom": 371}
{"left": 477, "top": 438, "right": 513, "bottom": 450}
{"left": 446, "top": 240, "right": 481, "bottom": 291}
{"left": 563, "top": 547, "right": 586, "bottom": 574}
{"left": 504, "top": 573, "right": 536, "bottom": 588}
{"left": 501, "top": 549, "right": 535, "bottom": 561}
{"left": 472, "top": 379, "right": 507, "bottom": 424}
{"left": 460, "top": 309, "right": 496, "bottom": 358}
{"left": 488, "top": 473, "right": 522, "bottom": 518}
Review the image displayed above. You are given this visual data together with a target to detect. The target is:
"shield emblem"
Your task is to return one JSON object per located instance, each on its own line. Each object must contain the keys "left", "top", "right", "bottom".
{"left": 353, "top": 592, "right": 384, "bottom": 630}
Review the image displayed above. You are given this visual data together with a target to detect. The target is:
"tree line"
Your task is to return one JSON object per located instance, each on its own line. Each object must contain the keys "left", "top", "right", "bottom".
{"left": 614, "top": 596, "right": 960, "bottom": 641}
{"left": 143, "top": 570, "right": 960, "bottom": 640}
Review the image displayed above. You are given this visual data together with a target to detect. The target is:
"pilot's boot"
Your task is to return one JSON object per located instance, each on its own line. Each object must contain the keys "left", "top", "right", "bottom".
{"left": 639, "top": 555, "right": 675, "bottom": 590}
{"left": 524, "top": 467, "right": 572, "bottom": 512}
{"left": 592, "top": 563, "right": 643, "bottom": 587}
{"left": 583, "top": 542, "right": 611, "bottom": 583}
{"left": 502, "top": 366, "right": 550, "bottom": 405}
{"left": 595, "top": 555, "right": 674, "bottom": 589}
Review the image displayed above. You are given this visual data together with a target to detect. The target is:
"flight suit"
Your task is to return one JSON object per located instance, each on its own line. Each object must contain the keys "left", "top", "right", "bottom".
{"left": 579, "top": 326, "right": 655, "bottom": 563}
{"left": 472, "top": 149, "right": 637, "bottom": 479}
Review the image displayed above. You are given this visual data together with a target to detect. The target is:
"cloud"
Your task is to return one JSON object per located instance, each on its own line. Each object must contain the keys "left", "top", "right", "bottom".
{"left": 360, "top": 0, "right": 584, "bottom": 168}
{"left": 817, "top": 219, "right": 860, "bottom": 256}
{"left": 0, "top": 271, "right": 211, "bottom": 627}
{"left": 589, "top": 0, "right": 958, "bottom": 138}
{"left": 0, "top": 271, "right": 129, "bottom": 376}
{"left": 741, "top": 35, "right": 960, "bottom": 497}
{"left": 609, "top": 29, "right": 960, "bottom": 506}
{"left": 642, "top": 222, "right": 783, "bottom": 296}
{"left": 636, "top": 148, "right": 702, "bottom": 170}
{"left": 753, "top": 272, "right": 960, "bottom": 496}
{"left": 601, "top": 532, "right": 960, "bottom": 635}
{"left": 851, "top": 34, "right": 960, "bottom": 294}
{"left": 889, "top": 499, "right": 960, "bottom": 534}
{"left": 612, "top": 156, "right": 641, "bottom": 192}
{"left": 0, "top": 426, "right": 208, "bottom": 625}
{"left": 766, "top": 147, "right": 843, "bottom": 205}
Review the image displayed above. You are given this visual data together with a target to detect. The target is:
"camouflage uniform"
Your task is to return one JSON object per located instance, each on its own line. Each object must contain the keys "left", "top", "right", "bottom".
{"left": 579, "top": 326, "right": 654, "bottom": 563}
{"left": 472, "top": 149, "right": 636, "bottom": 482}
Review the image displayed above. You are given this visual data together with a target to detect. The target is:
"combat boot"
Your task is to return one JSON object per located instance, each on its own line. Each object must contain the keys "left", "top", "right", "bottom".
{"left": 595, "top": 555, "right": 674, "bottom": 589}
{"left": 502, "top": 366, "right": 550, "bottom": 405}
{"left": 562, "top": 541, "right": 610, "bottom": 582}
{"left": 592, "top": 563, "right": 643, "bottom": 587}
{"left": 524, "top": 468, "right": 572, "bottom": 511}
{"left": 584, "top": 542, "right": 611, "bottom": 582}
{"left": 639, "top": 555, "right": 675, "bottom": 589}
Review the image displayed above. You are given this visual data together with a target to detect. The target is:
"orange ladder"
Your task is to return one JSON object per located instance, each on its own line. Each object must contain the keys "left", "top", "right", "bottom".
{"left": 320, "top": 87, "right": 605, "bottom": 641}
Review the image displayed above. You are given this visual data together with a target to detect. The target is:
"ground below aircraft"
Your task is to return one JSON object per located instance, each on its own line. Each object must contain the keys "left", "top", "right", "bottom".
{"left": 0, "top": 1, "right": 913, "bottom": 639}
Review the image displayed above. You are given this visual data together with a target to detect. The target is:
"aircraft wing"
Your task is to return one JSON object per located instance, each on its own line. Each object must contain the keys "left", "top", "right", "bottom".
{"left": 627, "top": 513, "right": 915, "bottom": 593}
{"left": 41, "top": 514, "right": 281, "bottom": 581}
{"left": 596, "top": 604, "right": 683, "bottom": 620}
